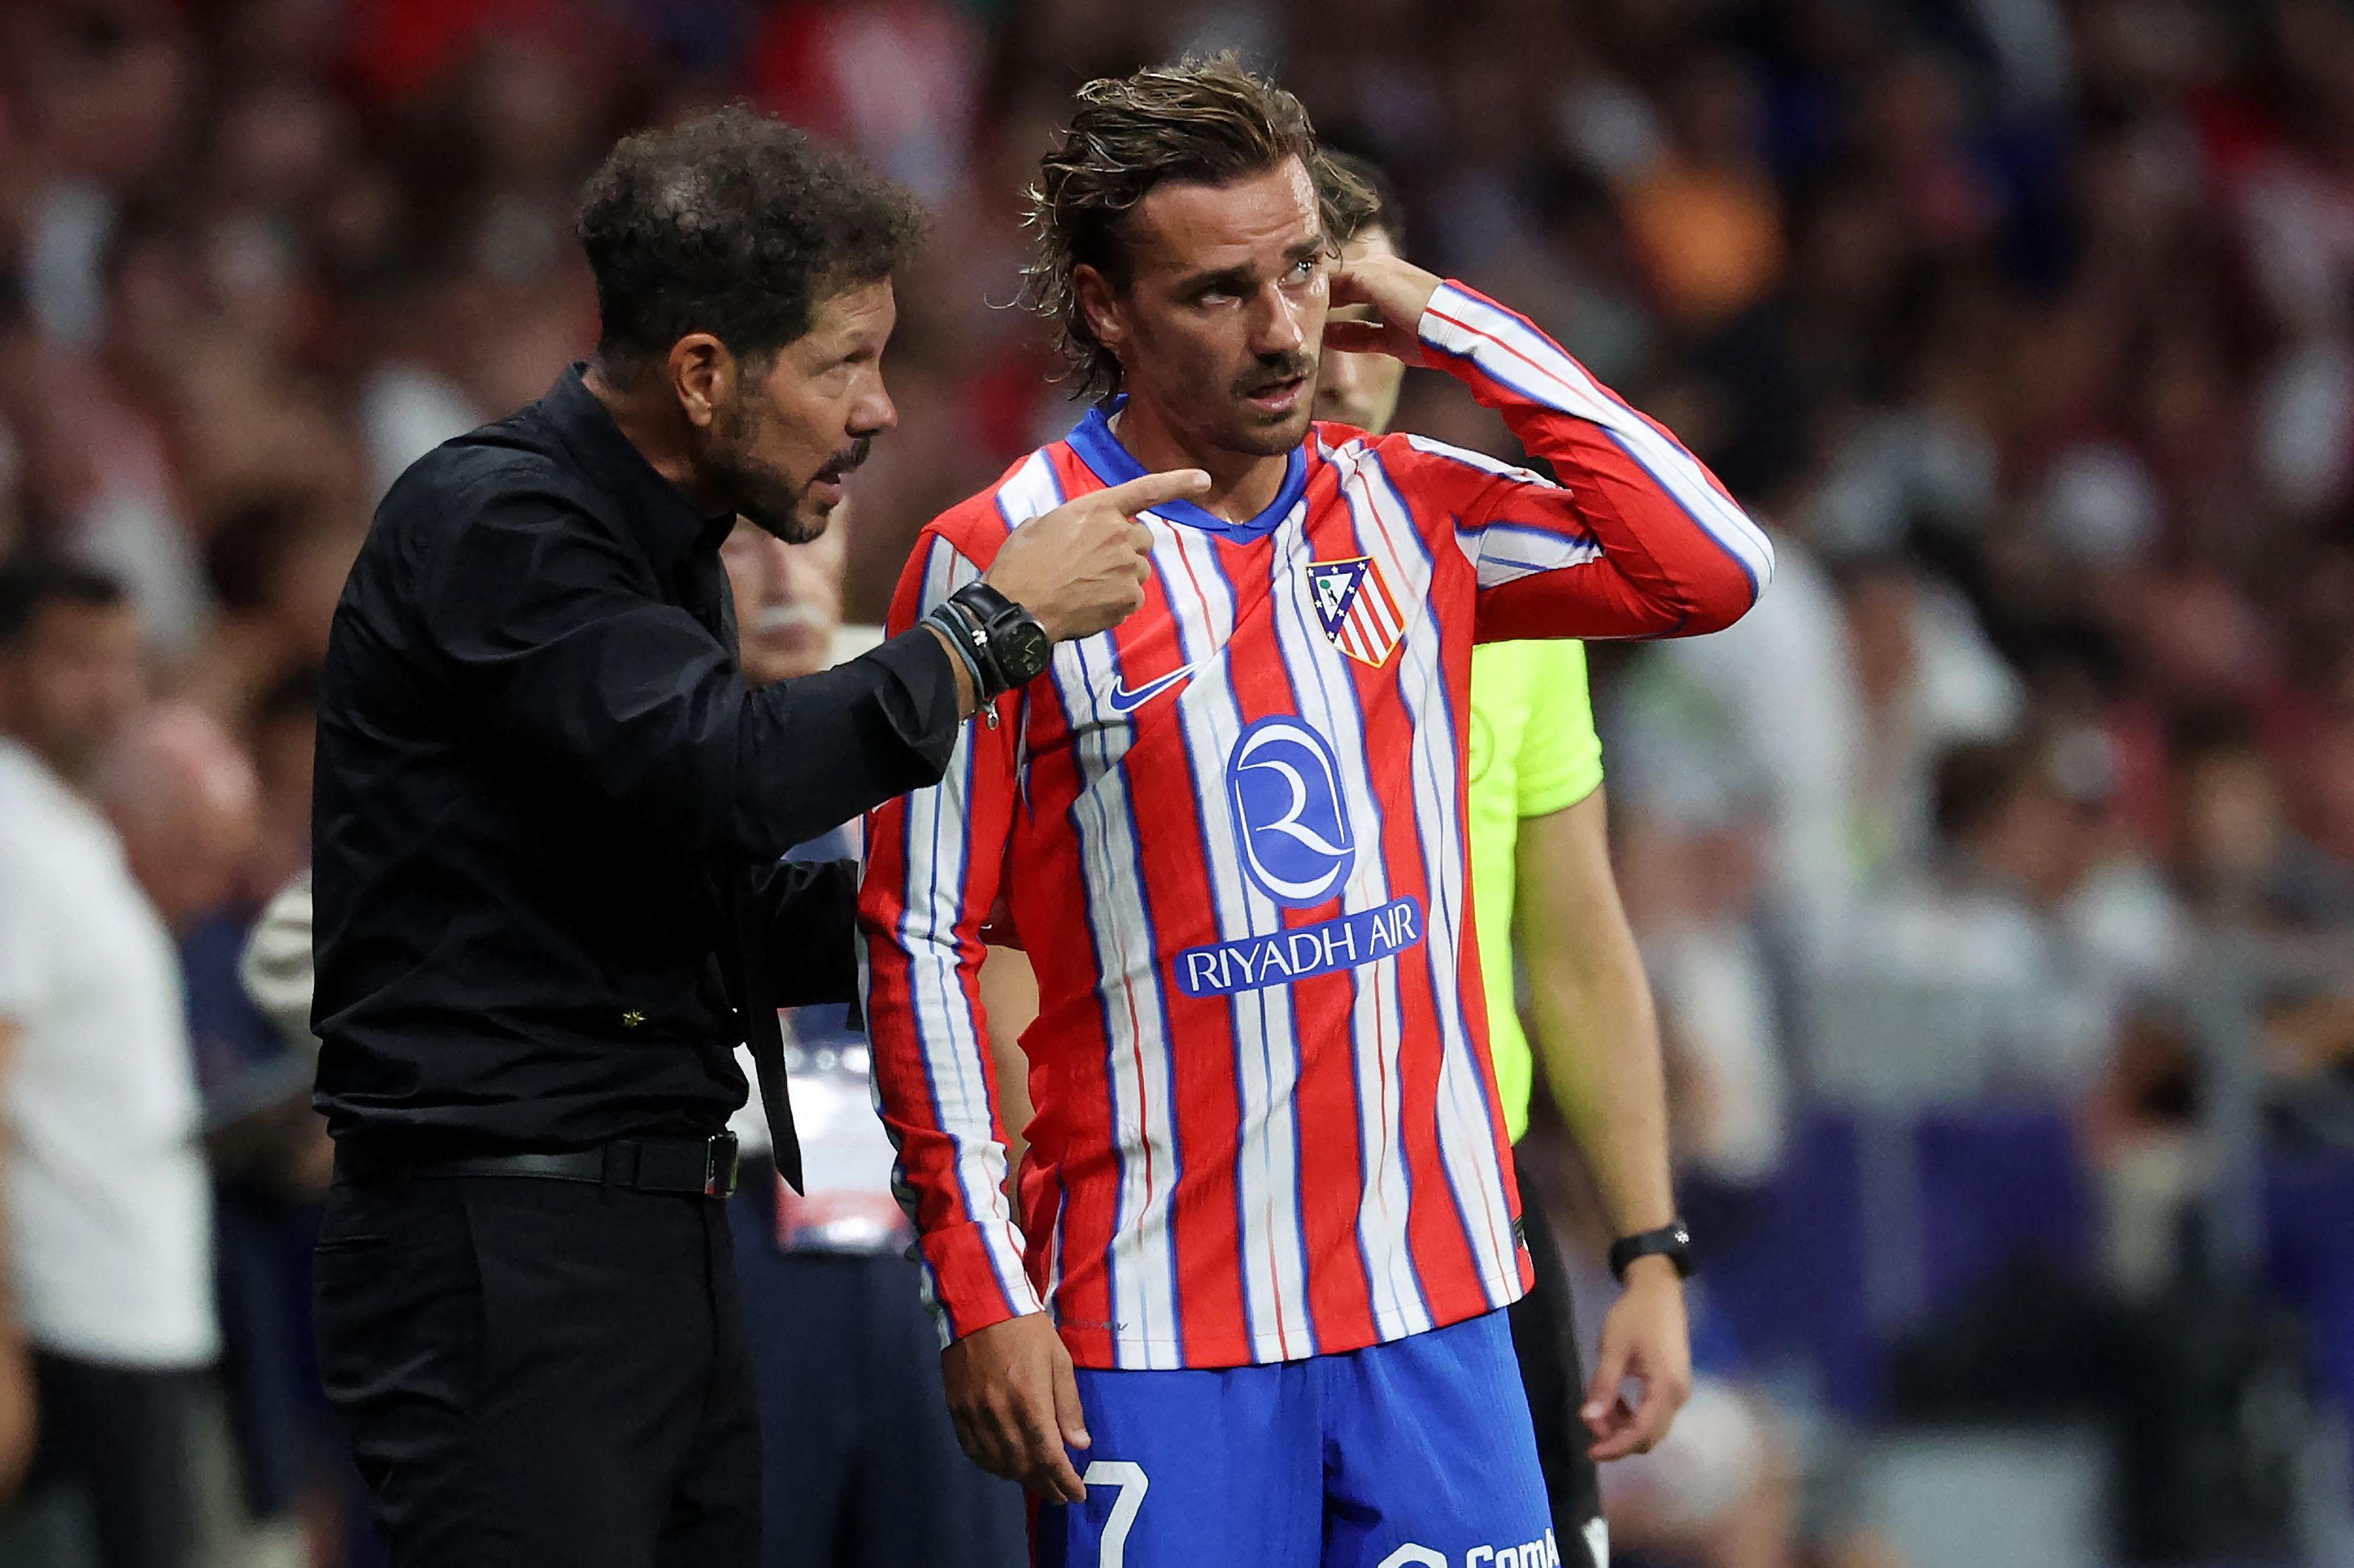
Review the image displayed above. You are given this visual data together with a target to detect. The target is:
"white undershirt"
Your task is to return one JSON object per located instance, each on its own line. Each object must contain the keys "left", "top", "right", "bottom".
{"left": 0, "top": 740, "right": 217, "bottom": 1367}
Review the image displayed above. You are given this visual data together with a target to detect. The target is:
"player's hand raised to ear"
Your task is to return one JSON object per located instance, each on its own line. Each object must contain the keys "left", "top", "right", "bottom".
{"left": 984, "top": 468, "right": 1211, "bottom": 643}
{"left": 940, "top": 1311, "right": 1092, "bottom": 1502}
{"left": 1322, "top": 250, "right": 1444, "bottom": 367}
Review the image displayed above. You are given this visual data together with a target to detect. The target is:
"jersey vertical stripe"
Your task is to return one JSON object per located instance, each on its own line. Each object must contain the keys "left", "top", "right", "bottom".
{"left": 1008, "top": 455, "right": 1193, "bottom": 1369}
{"left": 1152, "top": 515, "right": 1316, "bottom": 1363}
{"left": 1346, "top": 451, "right": 1522, "bottom": 1302}
{"left": 1256, "top": 474, "right": 1430, "bottom": 1343}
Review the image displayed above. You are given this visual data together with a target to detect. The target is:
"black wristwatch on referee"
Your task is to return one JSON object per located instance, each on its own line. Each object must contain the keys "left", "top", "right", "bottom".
{"left": 1608, "top": 1221, "right": 1695, "bottom": 1283}
{"left": 925, "top": 582, "right": 1052, "bottom": 720}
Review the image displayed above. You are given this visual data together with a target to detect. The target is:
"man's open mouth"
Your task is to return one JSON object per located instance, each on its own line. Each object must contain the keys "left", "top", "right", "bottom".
{"left": 1242, "top": 374, "right": 1308, "bottom": 411}
{"left": 813, "top": 438, "right": 871, "bottom": 487}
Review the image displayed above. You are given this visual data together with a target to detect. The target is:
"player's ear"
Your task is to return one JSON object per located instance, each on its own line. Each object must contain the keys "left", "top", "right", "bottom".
{"left": 1073, "top": 265, "right": 1126, "bottom": 360}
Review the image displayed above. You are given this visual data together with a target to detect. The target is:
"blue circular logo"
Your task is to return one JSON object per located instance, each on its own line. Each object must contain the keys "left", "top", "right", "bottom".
{"left": 1226, "top": 717, "right": 1356, "bottom": 908}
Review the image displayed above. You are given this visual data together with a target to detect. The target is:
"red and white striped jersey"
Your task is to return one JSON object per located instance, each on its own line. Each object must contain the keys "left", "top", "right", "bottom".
{"left": 859, "top": 282, "right": 1771, "bottom": 1370}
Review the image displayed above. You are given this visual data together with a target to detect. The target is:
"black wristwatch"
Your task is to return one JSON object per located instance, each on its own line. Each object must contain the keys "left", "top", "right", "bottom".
{"left": 1608, "top": 1221, "right": 1695, "bottom": 1283}
{"left": 928, "top": 582, "right": 1051, "bottom": 701}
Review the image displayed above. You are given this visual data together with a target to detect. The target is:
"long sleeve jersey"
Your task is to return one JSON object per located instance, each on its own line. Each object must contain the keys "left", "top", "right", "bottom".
{"left": 859, "top": 281, "right": 1773, "bottom": 1370}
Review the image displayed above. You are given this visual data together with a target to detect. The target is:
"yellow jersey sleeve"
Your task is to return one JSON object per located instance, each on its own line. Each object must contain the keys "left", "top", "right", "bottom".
{"left": 1512, "top": 639, "right": 1604, "bottom": 819}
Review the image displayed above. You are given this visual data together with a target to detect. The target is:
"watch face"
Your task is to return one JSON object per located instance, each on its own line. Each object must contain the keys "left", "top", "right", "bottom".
{"left": 1004, "top": 622, "right": 1052, "bottom": 681}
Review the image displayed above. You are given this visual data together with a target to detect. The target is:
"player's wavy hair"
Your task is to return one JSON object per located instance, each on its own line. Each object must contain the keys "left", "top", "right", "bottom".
{"left": 1021, "top": 54, "right": 1372, "bottom": 402}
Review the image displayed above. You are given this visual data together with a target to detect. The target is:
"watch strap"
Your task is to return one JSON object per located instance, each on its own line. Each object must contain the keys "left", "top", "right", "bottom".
{"left": 947, "top": 581, "right": 1049, "bottom": 688}
{"left": 924, "top": 596, "right": 1001, "bottom": 697}
{"left": 924, "top": 599, "right": 991, "bottom": 695}
{"left": 1608, "top": 1221, "right": 1694, "bottom": 1282}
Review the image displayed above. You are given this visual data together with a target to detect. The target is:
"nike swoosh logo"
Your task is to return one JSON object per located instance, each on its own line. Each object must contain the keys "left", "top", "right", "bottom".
{"left": 1106, "top": 663, "right": 1196, "bottom": 715}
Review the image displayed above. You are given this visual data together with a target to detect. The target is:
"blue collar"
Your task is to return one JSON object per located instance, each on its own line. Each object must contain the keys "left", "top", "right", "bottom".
{"left": 1064, "top": 401, "right": 1309, "bottom": 542}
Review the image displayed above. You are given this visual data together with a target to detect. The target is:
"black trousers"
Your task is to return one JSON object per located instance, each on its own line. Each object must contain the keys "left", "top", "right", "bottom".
{"left": 21, "top": 1350, "right": 202, "bottom": 1568}
{"left": 1507, "top": 1162, "right": 1607, "bottom": 1568}
{"left": 313, "top": 1172, "right": 758, "bottom": 1568}
{"left": 728, "top": 1173, "right": 1026, "bottom": 1568}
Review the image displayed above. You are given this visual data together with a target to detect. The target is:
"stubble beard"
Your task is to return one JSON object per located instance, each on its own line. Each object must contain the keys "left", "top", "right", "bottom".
{"left": 710, "top": 404, "right": 824, "bottom": 545}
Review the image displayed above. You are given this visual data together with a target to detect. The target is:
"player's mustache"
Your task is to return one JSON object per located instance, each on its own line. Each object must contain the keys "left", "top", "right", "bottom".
{"left": 814, "top": 438, "right": 871, "bottom": 482}
{"left": 1234, "top": 356, "right": 1314, "bottom": 398}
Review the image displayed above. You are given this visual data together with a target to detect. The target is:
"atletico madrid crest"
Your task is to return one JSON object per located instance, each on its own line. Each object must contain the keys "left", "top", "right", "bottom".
{"left": 1303, "top": 556, "right": 1406, "bottom": 667}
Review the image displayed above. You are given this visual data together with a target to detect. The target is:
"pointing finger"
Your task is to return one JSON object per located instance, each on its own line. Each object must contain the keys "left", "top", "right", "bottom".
{"left": 1096, "top": 468, "right": 1212, "bottom": 516}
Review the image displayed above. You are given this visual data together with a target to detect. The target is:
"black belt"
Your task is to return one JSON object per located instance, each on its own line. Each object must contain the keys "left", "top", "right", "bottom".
{"left": 334, "top": 1133, "right": 740, "bottom": 1198}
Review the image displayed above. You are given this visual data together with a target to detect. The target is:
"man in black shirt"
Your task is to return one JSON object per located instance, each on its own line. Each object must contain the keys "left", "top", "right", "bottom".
{"left": 310, "top": 108, "right": 1205, "bottom": 1568}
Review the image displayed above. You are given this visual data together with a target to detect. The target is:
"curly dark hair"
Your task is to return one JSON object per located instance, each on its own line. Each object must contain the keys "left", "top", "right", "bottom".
{"left": 578, "top": 106, "right": 923, "bottom": 377}
{"left": 1022, "top": 55, "right": 1371, "bottom": 402}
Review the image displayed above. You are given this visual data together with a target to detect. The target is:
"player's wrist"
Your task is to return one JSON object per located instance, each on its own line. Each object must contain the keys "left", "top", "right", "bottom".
{"left": 1411, "top": 277, "right": 1469, "bottom": 346}
{"left": 1609, "top": 1219, "right": 1696, "bottom": 1283}
{"left": 941, "top": 1298, "right": 1046, "bottom": 1351}
{"left": 1389, "top": 262, "right": 1443, "bottom": 335}
{"left": 1619, "top": 1253, "right": 1685, "bottom": 1291}
{"left": 923, "top": 1216, "right": 1047, "bottom": 1344}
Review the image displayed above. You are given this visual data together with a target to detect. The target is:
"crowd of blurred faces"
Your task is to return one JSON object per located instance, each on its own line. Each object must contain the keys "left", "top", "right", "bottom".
{"left": 4, "top": 0, "right": 2354, "bottom": 1564}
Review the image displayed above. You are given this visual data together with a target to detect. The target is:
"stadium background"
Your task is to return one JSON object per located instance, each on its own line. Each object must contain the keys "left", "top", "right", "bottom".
{"left": 3, "top": 0, "right": 2354, "bottom": 1564}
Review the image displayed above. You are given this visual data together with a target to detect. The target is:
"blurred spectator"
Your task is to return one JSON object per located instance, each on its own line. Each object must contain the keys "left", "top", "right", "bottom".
{"left": 1618, "top": 52, "right": 1786, "bottom": 331}
{"left": 99, "top": 704, "right": 260, "bottom": 935}
{"left": 1838, "top": 735, "right": 2183, "bottom": 1097}
{"left": 2173, "top": 725, "right": 2354, "bottom": 931}
{"left": 721, "top": 510, "right": 850, "bottom": 690}
{"left": 102, "top": 705, "right": 327, "bottom": 1562}
{"left": 0, "top": 557, "right": 215, "bottom": 1568}
{"left": 1838, "top": 553, "right": 2023, "bottom": 883}
{"left": 1616, "top": 793, "right": 1792, "bottom": 1211}
{"left": 1613, "top": 533, "right": 1865, "bottom": 969}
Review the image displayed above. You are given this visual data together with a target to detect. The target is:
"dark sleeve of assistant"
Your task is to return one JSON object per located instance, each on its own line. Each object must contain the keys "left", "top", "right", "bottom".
{"left": 420, "top": 481, "right": 962, "bottom": 859}
{"left": 747, "top": 857, "right": 859, "bottom": 1007}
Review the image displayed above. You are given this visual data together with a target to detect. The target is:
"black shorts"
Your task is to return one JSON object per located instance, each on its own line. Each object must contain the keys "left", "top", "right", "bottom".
{"left": 1507, "top": 1155, "right": 1607, "bottom": 1567}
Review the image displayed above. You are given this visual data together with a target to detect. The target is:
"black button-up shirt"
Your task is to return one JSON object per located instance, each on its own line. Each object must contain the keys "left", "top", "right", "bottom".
{"left": 313, "top": 365, "right": 961, "bottom": 1150}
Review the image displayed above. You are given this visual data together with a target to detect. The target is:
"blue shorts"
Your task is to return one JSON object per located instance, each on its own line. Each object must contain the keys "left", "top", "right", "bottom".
{"left": 1033, "top": 1310, "right": 1557, "bottom": 1568}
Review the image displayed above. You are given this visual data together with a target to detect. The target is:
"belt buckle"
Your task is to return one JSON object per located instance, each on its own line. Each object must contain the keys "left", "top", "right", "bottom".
{"left": 703, "top": 1133, "right": 739, "bottom": 1198}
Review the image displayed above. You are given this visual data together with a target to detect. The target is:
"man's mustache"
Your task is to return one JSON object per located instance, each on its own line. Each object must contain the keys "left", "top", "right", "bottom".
{"left": 814, "top": 438, "right": 872, "bottom": 482}
{"left": 1234, "top": 357, "right": 1314, "bottom": 398}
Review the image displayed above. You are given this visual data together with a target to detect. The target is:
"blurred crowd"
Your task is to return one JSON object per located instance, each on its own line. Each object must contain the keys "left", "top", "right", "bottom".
{"left": 3, "top": 0, "right": 2354, "bottom": 1564}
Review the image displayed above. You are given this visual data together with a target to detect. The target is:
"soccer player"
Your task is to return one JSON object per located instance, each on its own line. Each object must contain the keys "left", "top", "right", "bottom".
{"left": 861, "top": 57, "right": 1771, "bottom": 1568}
{"left": 1316, "top": 152, "right": 1689, "bottom": 1568}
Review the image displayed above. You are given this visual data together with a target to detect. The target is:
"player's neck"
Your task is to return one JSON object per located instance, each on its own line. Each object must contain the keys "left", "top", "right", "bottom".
{"left": 1109, "top": 400, "right": 1291, "bottom": 524}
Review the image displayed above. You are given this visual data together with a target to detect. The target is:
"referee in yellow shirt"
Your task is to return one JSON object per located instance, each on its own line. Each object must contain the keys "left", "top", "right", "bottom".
{"left": 1317, "top": 154, "right": 1695, "bottom": 1568}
